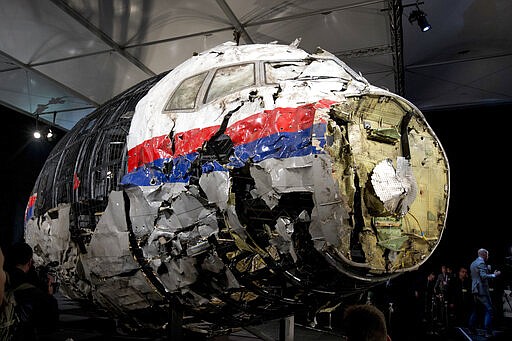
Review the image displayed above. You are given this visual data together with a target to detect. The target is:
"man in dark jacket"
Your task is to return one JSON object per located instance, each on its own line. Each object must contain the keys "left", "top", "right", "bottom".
{"left": 447, "top": 266, "right": 472, "bottom": 327}
{"left": 5, "top": 242, "right": 59, "bottom": 340}
{"left": 468, "top": 248, "right": 501, "bottom": 337}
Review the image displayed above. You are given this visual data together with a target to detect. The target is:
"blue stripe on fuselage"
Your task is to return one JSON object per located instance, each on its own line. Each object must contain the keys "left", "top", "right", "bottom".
{"left": 121, "top": 123, "right": 326, "bottom": 187}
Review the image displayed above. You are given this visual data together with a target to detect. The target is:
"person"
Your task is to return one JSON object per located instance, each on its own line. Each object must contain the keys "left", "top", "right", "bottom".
{"left": 413, "top": 271, "right": 436, "bottom": 331}
{"left": 468, "top": 248, "right": 501, "bottom": 337}
{"left": 0, "top": 247, "right": 6, "bottom": 304}
{"left": 4, "top": 242, "right": 59, "bottom": 340}
{"left": 434, "top": 264, "right": 452, "bottom": 297}
{"left": 447, "top": 266, "right": 472, "bottom": 326}
{"left": 342, "top": 304, "right": 391, "bottom": 341}
{"left": 434, "top": 264, "right": 453, "bottom": 328}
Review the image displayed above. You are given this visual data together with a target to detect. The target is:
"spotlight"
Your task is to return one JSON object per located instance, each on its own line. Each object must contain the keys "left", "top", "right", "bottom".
{"left": 33, "top": 113, "right": 42, "bottom": 139}
{"left": 47, "top": 128, "right": 54, "bottom": 139}
{"left": 409, "top": 7, "right": 431, "bottom": 32}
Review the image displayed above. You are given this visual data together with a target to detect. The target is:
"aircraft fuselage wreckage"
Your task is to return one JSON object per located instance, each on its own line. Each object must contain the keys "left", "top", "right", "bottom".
{"left": 25, "top": 41, "right": 449, "bottom": 335}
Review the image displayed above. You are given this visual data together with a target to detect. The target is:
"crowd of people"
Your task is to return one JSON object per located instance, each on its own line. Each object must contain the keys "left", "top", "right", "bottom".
{"left": 0, "top": 242, "right": 59, "bottom": 340}
{"left": 360, "top": 247, "right": 508, "bottom": 340}
{"left": 414, "top": 248, "right": 503, "bottom": 337}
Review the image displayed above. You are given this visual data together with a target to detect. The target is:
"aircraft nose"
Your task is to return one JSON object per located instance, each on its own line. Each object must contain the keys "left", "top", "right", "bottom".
{"left": 317, "top": 95, "right": 449, "bottom": 275}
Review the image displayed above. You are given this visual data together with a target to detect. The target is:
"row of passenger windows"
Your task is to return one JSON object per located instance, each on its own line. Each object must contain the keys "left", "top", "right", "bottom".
{"left": 164, "top": 59, "right": 349, "bottom": 111}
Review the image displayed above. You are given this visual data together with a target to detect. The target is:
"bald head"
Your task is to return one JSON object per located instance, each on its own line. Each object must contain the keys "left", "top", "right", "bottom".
{"left": 343, "top": 304, "right": 389, "bottom": 341}
{"left": 478, "top": 248, "right": 489, "bottom": 260}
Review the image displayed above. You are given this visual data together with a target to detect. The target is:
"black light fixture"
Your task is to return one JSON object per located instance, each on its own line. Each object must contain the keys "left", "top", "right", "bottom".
{"left": 33, "top": 114, "right": 42, "bottom": 139}
{"left": 409, "top": 4, "right": 431, "bottom": 32}
{"left": 33, "top": 112, "right": 58, "bottom": 141}
{"left": 46, "top": 112, "right": 57, "bottom": 141}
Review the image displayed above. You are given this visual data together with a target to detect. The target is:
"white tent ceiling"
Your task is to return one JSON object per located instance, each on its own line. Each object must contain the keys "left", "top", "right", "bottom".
{"left": 1, "top": 0, "right": 511, "bottom": 130}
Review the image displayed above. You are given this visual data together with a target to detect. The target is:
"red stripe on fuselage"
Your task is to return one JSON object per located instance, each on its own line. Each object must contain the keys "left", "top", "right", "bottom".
{"left": 127, "top": 101, "right": 335, "bottom": 173}
{"left": 127, "top": 127, "right": 220, "bottom": 171}
{"left": 225, "top": 104, "right": 315, "bottom": 145}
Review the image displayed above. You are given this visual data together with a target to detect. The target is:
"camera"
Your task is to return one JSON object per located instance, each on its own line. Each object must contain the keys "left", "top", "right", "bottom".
{"left": 35, "top": 261, "right": 60, "bottom": 294}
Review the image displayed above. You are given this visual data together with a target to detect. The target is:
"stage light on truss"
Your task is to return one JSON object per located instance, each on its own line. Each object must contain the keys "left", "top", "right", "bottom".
{"left": 409, "top": 6, "right": 431, "bottom": 32}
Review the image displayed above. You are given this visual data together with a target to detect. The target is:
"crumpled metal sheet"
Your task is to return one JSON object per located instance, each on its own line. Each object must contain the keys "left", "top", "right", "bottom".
{"left": 25, "top": 204, "right": 71, "bottom": 264}
{"left": 92, "top": 270, "right": 162, "bottom": 312}
{"left": 249, "top": 164, "right": 281, "bottom": 209}
{"left": 84, "top": 191, "right": 139, "bottom": 275}
{"left": 201, "top": 253, "right": 225, "bottom": 273}
{"left": 25, "top": 204, "right": 88, "bottom": 300}
{"left": 371, "top": 157, "right": 417, "bottom": 216}
{"left": 81, "top": 191, "right": 161, "bottom": 311}
{"left": 156, "top": 257, "right": 198, "bottom": 291}
{"left": 144, "top": 182, "right": 188, "bottom": 204}
{"left": 309, "top": 154, "right": 351, "bottom": 250}
{"left": 270, "top": 217, "right": 297, "bottom": 262}
{"left": 252, "top": 156, "right": 315, "bottom": 193}
{"left": 199, "top": 171, "right": 230, "bottom": 210}
{"left": 125, "top": 186, "right": 158, "bottom": 238}
{"left": 250, "top": 153, "right": 351, "bottom": 256}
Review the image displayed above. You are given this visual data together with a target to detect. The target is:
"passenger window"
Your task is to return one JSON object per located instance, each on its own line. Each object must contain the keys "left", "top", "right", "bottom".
{"left": 205, "top": 64, "right": 255, "bottom": 103}
{"left": 165, "top": 72, "right": 208, "bottom": 110}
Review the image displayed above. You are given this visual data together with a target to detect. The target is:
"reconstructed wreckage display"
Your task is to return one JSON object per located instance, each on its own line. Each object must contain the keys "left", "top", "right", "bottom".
{"left": 24, "top": 41, "right": 450, "bottom": 335}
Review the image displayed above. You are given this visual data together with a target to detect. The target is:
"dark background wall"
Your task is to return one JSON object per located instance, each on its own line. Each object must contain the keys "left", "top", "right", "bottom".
{"left": 1, "top": 102, "right": 510, "bottom": 275}
{"left": 423, "top": 104, "right": 511, "bottom": 272}
{"left": 0, "top": 110, "right": 64, "bottom": 247}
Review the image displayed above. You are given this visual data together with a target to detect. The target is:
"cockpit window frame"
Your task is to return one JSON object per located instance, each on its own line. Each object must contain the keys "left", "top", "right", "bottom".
{"left": 264, "top": 58, "right": 352, "bottom": 84}
{"left": 164, "top": 71, "right": 209, "bottom": 112}
{"left": 202, "top": 63, "right": 256, "bottom": 104}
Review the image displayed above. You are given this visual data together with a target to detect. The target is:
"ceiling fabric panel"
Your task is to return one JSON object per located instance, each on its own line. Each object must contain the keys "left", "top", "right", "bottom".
{"left": 244, "top": 11, "right": 388, "bottom": 51}
{"left": 67, "top": 0, "right": 232, "bottom": 45}
{"left": 402, "top": 0, "right": 512, "bottom": 109}
{"left": 0, "top": 67, "right": 94, "bottom": 129}
{"left": 34, "top": 52, "right": 152, "bottom": 105}
{"left": 237, "top": 1, "right": 389, "bottom": 51}
{"left": 403, "top": 0, "right": 512, "bottom": 67}
{"left": 38, "top": 107, "right": 95, "bottom": 129}
{"left": 241, "top": 2, "right": 393, "bottom": 88}
{"left": 126, "top": 31, "right": 236, "bottom": 74}
{"left": 405, "top": 55, "right": 512, "bottom": 109}
{"left": 0, "top": 0, "right": 110, "bottom": 64}
{"left": 346, "top": 54, "right": 396, "bottom": 91}
{"left": 227, "top": 0, "right": 383, "bottom": 22}
{"left": 0, "top": 53, "right": 16, "bottom": 72}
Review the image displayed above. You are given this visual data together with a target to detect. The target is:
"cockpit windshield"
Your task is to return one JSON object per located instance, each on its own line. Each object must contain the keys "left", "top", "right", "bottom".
{"left": 265, "top": 59, "right": 352, "bottom": 82}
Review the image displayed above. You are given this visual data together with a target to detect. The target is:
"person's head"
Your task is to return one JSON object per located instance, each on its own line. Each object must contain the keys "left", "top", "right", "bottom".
{"left": 478, "top": 248, "right": 489, "bottom": 261}
{"left": 0, "top": 247, "right": 6, "bottom": 303}
{"left": 458, "top": 266, "right": 468, "bottom": 280}
{"left": 343, "top": 304, "right": 391, "bottom": 341}
{"left": 440, "top": 265, "right": 446, "bottom": 273}
{"left": 427, "top": 271, "right": 435, "bottom": 281}
{"left": 9, "top": 242, "right": 34, "bottom": 273}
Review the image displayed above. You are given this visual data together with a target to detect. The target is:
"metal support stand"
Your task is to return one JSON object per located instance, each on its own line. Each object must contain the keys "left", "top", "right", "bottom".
{"left": 279, "top": 315, "right": 295, "bottom": 341}
{"left": 168, "top": 297, "right": 183, "bottom": 340}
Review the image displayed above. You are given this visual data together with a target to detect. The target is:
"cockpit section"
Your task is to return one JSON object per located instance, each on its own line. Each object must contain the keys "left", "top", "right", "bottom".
{"left": 24, "top": 42, "right": 449, "bottom": 335}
